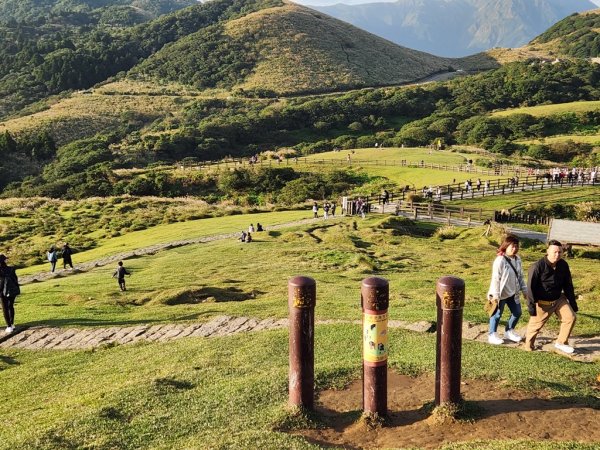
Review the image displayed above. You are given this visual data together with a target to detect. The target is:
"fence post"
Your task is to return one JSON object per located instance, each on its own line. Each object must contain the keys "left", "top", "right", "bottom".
{"left": 288, "top": 276, "right": 316, "bottom": 409}
{"left": 362, "top": 277, "right": 389, "bottom": 418}
{"left": 435, "top": 276, "right": 465, "bottom": 406}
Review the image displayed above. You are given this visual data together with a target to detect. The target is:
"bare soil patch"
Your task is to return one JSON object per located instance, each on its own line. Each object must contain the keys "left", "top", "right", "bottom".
{"left": 295, "top": 372, "right": 600, "bottom": 449}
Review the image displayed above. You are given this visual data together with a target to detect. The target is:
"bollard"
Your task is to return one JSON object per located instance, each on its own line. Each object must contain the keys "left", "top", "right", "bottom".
{"left": 435, "top": 276, "right": 465, "bottom": 406}
{"left": 288, "top": 276, "right": 316, "bottom": 409}
{"left": 361, "top": 277, "right": 389, "bottom": 417}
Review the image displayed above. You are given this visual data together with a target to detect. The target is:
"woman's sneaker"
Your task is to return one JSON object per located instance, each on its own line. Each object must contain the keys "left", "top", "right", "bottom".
{"left": 488, "top": 333, "right": 504, "bottom": 345}
{"left": 505, "top": 329, "right": 522, "bottom": 343}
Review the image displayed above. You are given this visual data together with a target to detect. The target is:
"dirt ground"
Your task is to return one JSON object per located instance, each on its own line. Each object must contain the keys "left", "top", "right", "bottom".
{"left": 294, "top": 372, "right": 600, "bottom": 449}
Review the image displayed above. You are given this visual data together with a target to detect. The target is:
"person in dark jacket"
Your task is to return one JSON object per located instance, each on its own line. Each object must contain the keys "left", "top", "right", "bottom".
{"left": 0, "top": 254, "right": 20, "bottom": 333}
{"left": 112, "top": 261, "right": 131, "bottom": 291}
{"left": 524, "top": 240, "right": 578, "bottom": 354}
{"left": 62, "top": 243, "right": 73, "bottom": 269}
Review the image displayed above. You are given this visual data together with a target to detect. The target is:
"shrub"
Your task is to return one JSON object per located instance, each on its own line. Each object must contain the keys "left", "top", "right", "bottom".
{"left": 434, "top": 225, "right": 460, "bottom": 240}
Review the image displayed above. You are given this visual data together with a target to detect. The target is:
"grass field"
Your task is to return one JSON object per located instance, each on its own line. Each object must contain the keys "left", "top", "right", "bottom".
{"left": 491, "top": 100, "right": 600, "bottom": 118}
{"left": 1, "top": 212, "right": 599, "bottom": 449}
{"left": 301, "top": 147, "right": 504, "bottom": 189}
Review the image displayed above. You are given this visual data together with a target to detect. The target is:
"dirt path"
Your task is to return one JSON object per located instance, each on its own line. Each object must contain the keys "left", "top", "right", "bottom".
{"left": 1, "top": 315, "right": 597, "bottom": 363}
{"left": 296, "top": 371, "right": 600, "bottom": 449}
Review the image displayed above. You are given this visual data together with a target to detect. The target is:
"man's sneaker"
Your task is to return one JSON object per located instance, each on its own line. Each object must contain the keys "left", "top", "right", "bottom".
{"left": 488, "top": 333, "right": 504, "bottom": 345}
{"left": 505, "top": 329, "right": 522, "bottom": 343}
{"left": 554, "top": 342, "right": 574, "bottom": 354}
{"left": 4, "top": 326, "right": 13, "bottom": 334}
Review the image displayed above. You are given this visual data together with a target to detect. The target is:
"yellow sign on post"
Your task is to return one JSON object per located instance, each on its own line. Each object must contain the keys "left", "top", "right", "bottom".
{"left": 363, "top": 311, "right": 388, "bottom": 365}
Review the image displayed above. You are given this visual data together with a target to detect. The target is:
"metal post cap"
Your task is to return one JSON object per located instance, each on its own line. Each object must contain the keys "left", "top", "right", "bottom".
{"left": 288, "top": 276, "right": 316, "bottom": 288}
{"left": 361, "top": 277, "right": 389, "bottom": 289}
{"left": 436, "top": 276, "right": 465, "bottom": 289}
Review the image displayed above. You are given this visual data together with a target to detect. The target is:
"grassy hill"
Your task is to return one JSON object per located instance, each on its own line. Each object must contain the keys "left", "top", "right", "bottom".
{"left": 0, "top": 210, "right": 598, "bottom": 448}
{"left": 484, "top": 9, "right": 600, "bottom": 63}
{"left": 130, "top": 3, "right": 476, "bottom": 96}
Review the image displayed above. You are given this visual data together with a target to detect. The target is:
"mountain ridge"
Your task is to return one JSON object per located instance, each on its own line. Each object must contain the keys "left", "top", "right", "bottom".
{"left": 301, "top": 0, "right": 598, "bottom": 57}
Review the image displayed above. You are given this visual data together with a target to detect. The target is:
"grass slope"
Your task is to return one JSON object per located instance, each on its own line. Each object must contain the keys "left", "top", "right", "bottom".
{"left": 131, "top": 3, "right": 462, "bottom": 96}
{"left": 14, "top": 214, "right": 600, "bottom": 334}
{"left": 0, "top": 322, "right": 598, "bottom": 448}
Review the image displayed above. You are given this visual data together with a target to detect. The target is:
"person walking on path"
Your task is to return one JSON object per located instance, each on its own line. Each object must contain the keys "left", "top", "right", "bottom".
{"left": 312, "top": 202, "right": 318, "bottom": 218}
{"left": 487, "top": 235, "right": 527, "bottom": 345}
{"left": 0, "top": 254, "right": 20, "bottom": 333}
{"left": 62, "top": 243, "right": 74, "bottom": 269}
{"left": 112, "top": 261, "right": 131, "bottom": 292}
{"left": 47, "top": 246, "right": 58, "bottom": 273}
{"left": 525, "top": 240, "right": 578, "bottom": 354}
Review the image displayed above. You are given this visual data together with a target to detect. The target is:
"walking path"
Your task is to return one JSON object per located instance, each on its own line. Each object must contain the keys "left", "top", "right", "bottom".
{"left": 0, "top": 315, "right": 597, "bottom": 362}
{"left": 392, "top": 211, "right": 547, "bottom": 242}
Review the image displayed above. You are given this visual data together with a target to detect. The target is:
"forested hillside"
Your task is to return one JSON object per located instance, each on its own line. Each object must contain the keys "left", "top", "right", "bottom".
{"left": 532, "top": 10, "right": 600, "bottom": 57}
{"left": 0, "top": 0, "right": 280, "bottom": 118}
{"left": 2, "top": 3, "right": 600, "bottom": 200}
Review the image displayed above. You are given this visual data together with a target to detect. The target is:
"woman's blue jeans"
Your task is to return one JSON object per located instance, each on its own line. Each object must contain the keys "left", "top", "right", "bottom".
{"left": 489, "top": 295, "right": 522, "bottom": 333}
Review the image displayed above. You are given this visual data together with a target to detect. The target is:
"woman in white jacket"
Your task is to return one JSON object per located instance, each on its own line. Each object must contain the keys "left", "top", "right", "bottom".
{"left": 487, "top": 234, "right": 528, "bottom": 345}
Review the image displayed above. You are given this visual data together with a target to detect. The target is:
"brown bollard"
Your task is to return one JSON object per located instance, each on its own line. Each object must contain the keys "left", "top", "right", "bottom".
{"left": 288, "top": 276, "right": 316, "bottom": 409}
{"left": 362, "top": 277, "right": 389, "bottom": 417}
{"left": 435, "top": 276, "right": 465, "bottom": 406}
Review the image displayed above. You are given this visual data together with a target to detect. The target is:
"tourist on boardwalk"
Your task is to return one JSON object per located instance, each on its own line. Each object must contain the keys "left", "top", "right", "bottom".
{"left": 112, "top": 261, "right": 131, "bottom": 292}
{"left": 487, "top": 235, "right": 527, "bottom": 345}
{"left": 239, "top": 231, "right": 247, "bottom": 242}
{"left": 256, "top": 223, "right": 263, "bottom": 232}
{"left": 525, "top": 240, "right": 578, "bottom": 354}
{"left": 382, "top": 189, "right": 390, "bottom": 205}
{"left": 331, "top": 202, "right": 336, "bottom": 217}
{"left": 47, "top": 246, "right": 58, "bottom": 273}
{"left": 0, "top": 254, "right": 19, "bottom": 333}
{"left": 62, "top": 242, "right": 74, "bottom": 269}
{"left": 248, "top": 224, "right": 255, "bottom": 233}
{"left": 312, "top": 202, "right": 318, "bottom": 218}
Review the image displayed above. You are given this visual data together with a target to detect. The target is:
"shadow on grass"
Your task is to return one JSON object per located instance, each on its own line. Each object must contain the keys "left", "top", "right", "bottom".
{"left": 164, "top": 287, "right": 265, "bottom": 305}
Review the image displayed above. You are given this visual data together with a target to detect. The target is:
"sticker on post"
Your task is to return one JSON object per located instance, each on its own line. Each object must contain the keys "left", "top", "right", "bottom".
{"left": 363, "top": 311, "right": 388, "bottom": 364}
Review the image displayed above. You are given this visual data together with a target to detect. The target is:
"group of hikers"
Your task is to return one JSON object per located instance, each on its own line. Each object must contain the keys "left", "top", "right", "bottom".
{"left": 487, "top": 235, "right": 579, "bottom": 354}
{"left": 239, "top": 222, "right": 263, "bottom": 243}
{"left": 0, "top": 245, "right": 133, "bottom": 334}
{"left": 312, "top": 201, "right": 337, "bottom": 219}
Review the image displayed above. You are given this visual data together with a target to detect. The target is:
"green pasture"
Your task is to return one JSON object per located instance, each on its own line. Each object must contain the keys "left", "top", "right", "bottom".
{"left": 299, "top": 147, "right": 504, "bottom": 189}
{"left": 492, "top": 100, "right": 600, "bottom": 117}
{"left": 449, "top": 186, "right": 600, "bottom": 219}
{"left": 17, "top": 209, "right": 310, "bottom": 276}
{"left": 304, "top": 147, "right": 469, "bottom": 164}
{"left": 2, "top": 212, "right": 599, "bottom": 449}
{"left": 0, "top": 325, "right": 598, "bottom": 449}
{"left": 15, "top": 215, "right": 600, "bottom": 335}
{"left": 518, "top": 134, "right": 600, "bottom": 145}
